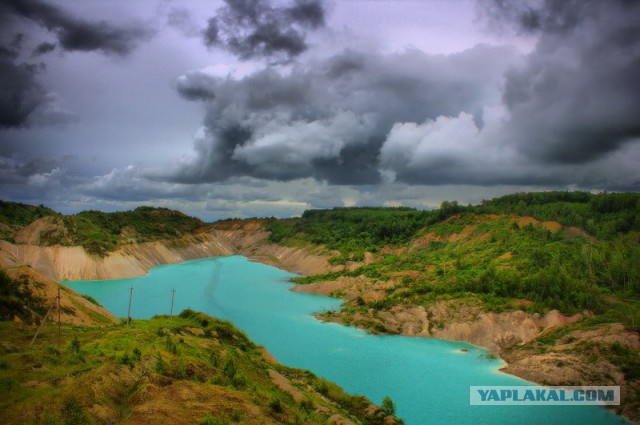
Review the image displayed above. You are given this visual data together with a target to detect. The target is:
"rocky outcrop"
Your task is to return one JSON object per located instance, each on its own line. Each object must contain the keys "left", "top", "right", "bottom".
{"left": 318, "top": 299, "right": 583, "bottom": 353}
{"left": 501, "top": 323, "right": 640, "bottom": 423}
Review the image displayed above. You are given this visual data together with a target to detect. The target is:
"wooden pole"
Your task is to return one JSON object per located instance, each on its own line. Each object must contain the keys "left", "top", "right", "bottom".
{"left": 127, "top": 286, "right": 133, "bottom": 326}
{"left": 30, "top": 301, "right": 56, "bottom": 346}
{"left": 57, "top": 287, "right": 61, "bottom": 349}
{"left": 170, "top": 289, "right": 175, "bottom": 319}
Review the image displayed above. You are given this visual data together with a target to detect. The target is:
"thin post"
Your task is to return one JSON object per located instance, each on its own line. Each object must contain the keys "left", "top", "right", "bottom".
{"left": 30, "top": 300, "right": 56, "bottom": 346}
{"left": 57, "top": 287, "right": 61, "bottom": 349}
{"left": 127, "top": 286, "right": 133, "bottom": 326}
{"left": 170, "top": 289, "right": 176, "bottom": 319}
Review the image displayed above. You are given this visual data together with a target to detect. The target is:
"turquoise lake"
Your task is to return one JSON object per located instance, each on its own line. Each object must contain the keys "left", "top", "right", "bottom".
{"left": 64, "top": 256, "right": 626, "bottom": 425}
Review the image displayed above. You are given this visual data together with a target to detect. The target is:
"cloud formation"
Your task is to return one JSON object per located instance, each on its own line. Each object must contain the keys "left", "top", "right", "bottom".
{"left": 171, "top": 44, "right": 518, "bottom": 185}
{"left": 203, "top": 0, "right": 325, "bottom": 63}
{"left": 0, "top": 0, "right": 153, "bottom": 128}
{"left": 31, "top": 41, "right": 56, "bottom": 56}
{"left": 2, "top": 0, "right": 153, "bottom": 56}
{"left": 169, "top": 0, "right": 640, "bottom": 191}
{"left": 167, "top": 7, "right": 201, "bottom": 38}
{"left": 0, "top": 43, "right": 47, "bottom": 128}
{"left": 2, "top": 0, "right": 640, "bottom": 220}
{"left": 484, "top": 0, "right": 640, "bottom": 163}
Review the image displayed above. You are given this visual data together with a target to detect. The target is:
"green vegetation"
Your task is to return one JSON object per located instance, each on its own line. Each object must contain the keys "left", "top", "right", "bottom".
{"left": 0, "top": 200, "right": 58, "bottom": 240}
{"left": 0, "top": 200, "right": 58, "bottom": 228}
{"left": 381, "top": 395, "right": 396, "bottom": 416}
{"left": 80, "top": 294, "right": 102, "bottom": 308}
{"left": 0, "top": 310, "right": 402, "bottom": 425}
{"left": 0, "top": 269, "right": 48, "bottom": 321}
{"left": 470, "top": 191, "right": 640, "bottom": 239}
{"left": 267, "top": 207, "right": 444, "bottom": 261}
{"left": 275, "top": 192, "right": 640, "bottom": 326}
{"left": 57, "top": 207, "right": 206, "bottom": 255}
{"left": 0, "top": 200, "right": 207, "bottom": 256}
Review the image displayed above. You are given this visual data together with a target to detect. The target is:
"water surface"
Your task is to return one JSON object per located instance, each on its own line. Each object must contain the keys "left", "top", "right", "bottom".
{"left": 65, "top": 256, "right": 625, "bottom": 425}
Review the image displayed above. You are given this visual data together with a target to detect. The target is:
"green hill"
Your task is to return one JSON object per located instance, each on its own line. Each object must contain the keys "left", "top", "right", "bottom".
{"left": 0, "top": 307, "right": 401, "bottom": 425}
{"left": 0, "top": 203, "right": 207, "bottom": 256}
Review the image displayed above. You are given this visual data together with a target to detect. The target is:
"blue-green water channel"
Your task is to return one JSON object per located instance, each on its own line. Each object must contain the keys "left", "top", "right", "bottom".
{"left": 64, "top": 256, "right": 625, "bottom": 425}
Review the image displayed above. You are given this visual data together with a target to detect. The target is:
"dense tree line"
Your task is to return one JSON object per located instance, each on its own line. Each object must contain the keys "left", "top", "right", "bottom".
{"left": 469, "top": 191, "right": 640, "bottom": 239}
{"left": 276, "top": 193, "right": 640, "bottom": 317}
{"left": 268, "top": 207, "right": 447, "bottom": 261}
{"left": 60, "top": 207, "right": 206, "bottom": 255}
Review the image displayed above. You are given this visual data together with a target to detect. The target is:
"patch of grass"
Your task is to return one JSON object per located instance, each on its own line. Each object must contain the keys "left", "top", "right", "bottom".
{"left": 80, "top": 295, "right": 102, "bottom": 308}
{"left": 0, "top": 312, "right": 402, "bottom": 424}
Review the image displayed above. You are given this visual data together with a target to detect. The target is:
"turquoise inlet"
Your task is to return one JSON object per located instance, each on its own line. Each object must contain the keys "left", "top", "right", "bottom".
{"left": 64, "top": 256, "right": 626, "bottom": 425}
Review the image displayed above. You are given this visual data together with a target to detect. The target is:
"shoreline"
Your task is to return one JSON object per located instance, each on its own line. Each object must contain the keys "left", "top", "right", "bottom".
{"left": 3, "top": 231, "right": 638, "bottom": 423}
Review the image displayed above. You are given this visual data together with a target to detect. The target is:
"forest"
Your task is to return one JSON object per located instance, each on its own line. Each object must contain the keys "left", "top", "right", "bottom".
{"left": 268, "top": 192, "right": 640, "bottom": 323}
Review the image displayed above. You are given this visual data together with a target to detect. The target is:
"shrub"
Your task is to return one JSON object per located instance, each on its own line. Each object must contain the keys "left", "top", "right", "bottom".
{"left": 60, "top": 396, "right": 88, "bottom": 425}
{"left": 269, "top": 395, "right": 283, "bottom": 413}
{"left": 223, "top": 358, "right": 237, "bottom": 380}
{"left": 155, "top": 353, "right": 167, "bottom": 374}
{"left": 70, "top": 337, "right": 81, "bottom": 355}
{"left": 381, "top": 395, "right": 395, "bottom": 416}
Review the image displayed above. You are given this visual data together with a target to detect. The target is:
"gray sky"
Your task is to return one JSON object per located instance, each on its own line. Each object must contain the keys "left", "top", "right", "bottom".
{"left": 1, "top": 0, "right": 639, "bottom": 220}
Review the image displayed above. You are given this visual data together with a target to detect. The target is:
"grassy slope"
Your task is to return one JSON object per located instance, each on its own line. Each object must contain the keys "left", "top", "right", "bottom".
{"left": 0, "top": 201, "right": 58, "bottom": 240}
{"left": 0, "top": 203, "right": 207, "bottom": 256}
{"left": 0, "top": 265, "right": 400, "bottom": 424}
{"left": 1, "top": 267, "right": 116, "bottom": 327}
{"left": 0, "top": 310, "right": 401, "bottom": 425}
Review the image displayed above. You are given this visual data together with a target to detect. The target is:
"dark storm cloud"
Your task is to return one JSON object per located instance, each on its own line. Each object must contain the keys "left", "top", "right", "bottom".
{"left": 484, "top": 0, "right": 640, "bottom": 164}
{"left": 203, "top": 0, "right": 325, "bottom": 63}
{"left": 31, "top": 41, "right": 56, "bottom": 56}
{"left": 377, "top": 0, "right": 640, "bottom": 190}
{"left": 285, "top": 0, "right": 325, "bottom": 28}
{"left": 0, "top": 38, "right": 74, "bottom": 129}
{"left": 0, "top": 152, "right": 59, "bottom": 184}
{"left": 176, "top": 71, "right": 217, "bottom": 101}
{"left": 0, "top": 0, "right": 153, "bottom": 128}
{"left": 0, "top": 46, "right": 47, "bottom": 128}
{"left": 167, "top": 44, "right": 518, "bottom": 185}
{"left": 2, "top": 0, "right": 153, "bottom": 56}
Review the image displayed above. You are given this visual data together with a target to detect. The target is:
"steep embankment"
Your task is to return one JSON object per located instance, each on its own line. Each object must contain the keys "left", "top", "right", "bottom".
{"left": 0, "top": 219, "right": 333, "bottom": 281}
{"left": 2, "top": 266, "right": 116, "bottom": 326}
{"left": 315, "top": 298, "right": 583, "bottom": 353}
{"left": 0, "top": 233, "right": 233, "bottom": 281}
{"left": 0, "top": 310, "right": 401, "bottom": 425}
{"left": 211, "top": 219, "right": 334, "bottom": 276}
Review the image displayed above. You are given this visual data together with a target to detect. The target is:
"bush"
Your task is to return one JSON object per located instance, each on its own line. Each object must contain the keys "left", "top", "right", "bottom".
{"left": 132, "top": 348, "right": 142, "bottom": 362}
{"left": 223, "top": 358, "right": 237, "bottom": 380}
{"left": 381, "top": 395, "right": 395, "bottom": 416}
{"left": 81, "top": 295, "right": 102, "bottom": 307}
{"left": 155, "top": 353, "right": 167, "bottom": 374}
{"left": 60, "top": 396, "right": 88, "bottom": 425}
{"left": 269, "top": 395, "right": 283, "bottom": 413}
{"left": 70, "top": 337, "right": 81, "bottom": 355}
{"left": 165, "top": 336, "right": 178, "bottom": 355}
